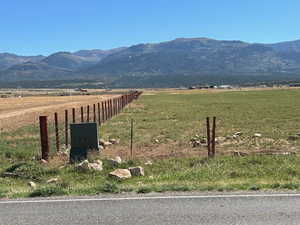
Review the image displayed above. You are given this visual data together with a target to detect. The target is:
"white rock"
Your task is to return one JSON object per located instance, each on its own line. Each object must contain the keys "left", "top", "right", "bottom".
{"left": 75, "top": 160, "right": 103, "bottom": 171}
{"left": 46, "top": 178, "right": 59, "bottom": 184}
{"left": 144, "top": 160, "right": 153, "bottom": 165}
{"left": 107, "top": 156, "right": 122, "bottom": 167}
{"left": 109, "top": 169, "right": 131, "bottom": 180}
{"left": 89, "top": 160, "right": 103, "bottom": 171}
{"left": 40, "top": 159, "right": 48, "bottom": 164}
{"left": 254, "top": 133, "right": 262, "bottom": 138}
{"left": 109, "top": 138, "right": 119, "bottom": 144}
{"left": 154, "top": 139, "right": 159, "bottom": 143}
{"left": 215, "top": 137, "right": 226, "bottom": 144}
{"left": 129, "top": 166, "right": 145, "bottom": 176}
{"left": 115, "top": 156, "right": 122, "bottom": 163}
{"left": 76, "top": 160, "right": 90, "bottom": 170}
{"left": 104, "top": 141, "right": 113, "bottom": 147}
{"left": 28, "top": 181, "right": 36, "bottom": 189}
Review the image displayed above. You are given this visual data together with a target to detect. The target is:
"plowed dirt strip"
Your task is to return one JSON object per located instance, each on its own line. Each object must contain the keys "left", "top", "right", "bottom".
{"left": 0, "top": 95, "right": 115, "bottom": 131}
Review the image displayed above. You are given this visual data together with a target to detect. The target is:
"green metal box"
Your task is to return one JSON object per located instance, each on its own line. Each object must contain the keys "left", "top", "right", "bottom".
{"left": 70, "top": 122, "right": 100, "bottom": 162}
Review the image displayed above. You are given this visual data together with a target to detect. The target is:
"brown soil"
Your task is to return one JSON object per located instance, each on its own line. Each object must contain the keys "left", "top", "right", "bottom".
{"left": 0, "top": 94, "right": 115, "bottom": 131}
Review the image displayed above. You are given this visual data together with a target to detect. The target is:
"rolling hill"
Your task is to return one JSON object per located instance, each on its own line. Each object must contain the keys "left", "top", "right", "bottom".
{"left": 1, "top": 38, "right": 300, "bottom": 87}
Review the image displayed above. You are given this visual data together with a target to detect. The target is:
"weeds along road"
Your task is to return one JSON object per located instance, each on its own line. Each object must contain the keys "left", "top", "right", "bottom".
{"left": 1, "top": 192, "right": 300, "bottom": 225}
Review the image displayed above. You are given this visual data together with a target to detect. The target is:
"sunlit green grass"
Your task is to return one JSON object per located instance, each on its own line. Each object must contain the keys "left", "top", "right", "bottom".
{"left": 1, "top": 88, "right": 300, "bottom": 198}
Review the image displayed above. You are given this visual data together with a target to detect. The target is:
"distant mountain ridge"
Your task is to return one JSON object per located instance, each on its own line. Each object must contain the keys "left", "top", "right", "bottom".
{"left": 1, "top": 38, "right": 300, "bottom": 87}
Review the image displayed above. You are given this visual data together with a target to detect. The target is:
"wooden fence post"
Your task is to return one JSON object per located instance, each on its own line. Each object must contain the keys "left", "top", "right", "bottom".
{"left": 65, "top": 110, "right": 69, "bottom": 148}
{"left": 87, "top": 105, "right": 90, "bottom": 122}
{"left": 54, "top": 112, "right": 60, "bottom": 152}
{"left": 93, "top": 104, "right": 96, "bottom": 122}
{"left": 39, "top": 116, "right": 49, "bottom": 161}
{"left": 81, "top": 106, "right": 84, "bottom": 123}
{"left": 72, "top": 108, "right": 75, "bottom": 123}
{"left": 98, "top": 102, "right": 101, "bottom": 126}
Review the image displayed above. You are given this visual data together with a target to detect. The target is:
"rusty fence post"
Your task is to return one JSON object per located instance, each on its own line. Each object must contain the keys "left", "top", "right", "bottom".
{"left": 101, "top": 102, "right": 105, "bottom": 123}
{"left": 206, "top": 117, "right": 211, "bottom": 157}
{"left": 108, "top": 99, "right": 112, "bottom": 119}
{"left": 110, "top": 99, "right": 113, "bottom": 117}
{"left": 72, "top": 108, "right": 75, "bottom": 123}
{"left": 112, "top": 99, "right": 115, "bottom": 116}
{"left": 81, "top": 106, "right": 84, "bottom": 123}
{"left": 39, "top": 116, "right": 49, "bottom": 161}
{"left": 65, "top": 110, "right": 69, "bottom": 148}
{"left": 93, "top": 104, "right": 96, "bottom": 122}
{"left": 98, "top": 102, "right": 101, "bottom": 126}
{"left": 104, "top": 101, "right": 108, "bottom": 121}
{"left": 54, "top": 112, "right": 60, "bottom": 152}
{"left": 212, "top": 116, "right": 216, "bottom": 157}
{"left": 87, "top": 105, "right": 90, "bottom": 122}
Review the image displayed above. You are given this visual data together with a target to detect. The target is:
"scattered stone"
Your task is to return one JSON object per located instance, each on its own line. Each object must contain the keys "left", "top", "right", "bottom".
{"left": 107, "top": 156, "right": 122, "bottom": 167}
{"left": 192, "top": 140, "right": 201, "bottom": 147}
{"left": 144, "top": 160, "right": 153, "bottom": 165}
{"left": 109, "top": 138, "right": 119, "bottom": 144}
{"left": 233, "top": 151, "right": 249, "bottom": 157}
{"left": 88, "top": 160, "right": 103, "bottom": 171}
{"left": 109, "top": 169, "right": 131, "bottom": 180}
{"left": 278, "top": 139, "right": 290, "bottom": 145}
{"left": 2, "top": 172, "right": 18, "bottom": 178}
{"left": 288, "top": 135, "right": 299, "bottom": 141}
{"left": 253, "top": 133, "right": 262, "bottom": 138}
{"left": 99, "top": 139, "right": 106, "bottom": 146}
{"left": 115, "top": 156, "right": 122, "bottom": 163}
{"left": 232, "top": 134, "right": 239, "bottom": 140}
{"left": 215, "top": 137, "right": 226, "bottom": 144}
{"left": 199, "top": 138, "right": 207, "bottom": 144}
{"left": 296, "top": 133, "right": 300, "bottom": 137}
{"left": 75, "top": 160, "right": 90, "bottom": 170}
{"left": 40, "top": 159, "right": 48, "bottom": 164}
{"left": 154, "top": 139, "right": 159, "bottom": 143}
{"left": 190, "top": 137, "right": 197, "bottom": 142}
{"left": 129, "top": 166, "right": 145, "bottom": 176}
{"left": 234, "top": 132, "right": 243, "bottom": 136}
{"left": 103, "top": 141, "right": 113, "bottom": 147}
{"left": 47, "top": 178, "right": 59, "bottom": 184}
{"left": 225, "top": 136, "right": 233, "bottom": 141}
{"left": 75, "top": 160, "right": 103, "bottom": 171}
{"left": 28, "top": 181, "right": 36, "bottom": 189}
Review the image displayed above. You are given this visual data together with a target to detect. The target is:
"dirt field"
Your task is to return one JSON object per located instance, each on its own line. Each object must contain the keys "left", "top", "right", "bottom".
{"left": 0, "top": 94, "right": 116, "bottom": 131}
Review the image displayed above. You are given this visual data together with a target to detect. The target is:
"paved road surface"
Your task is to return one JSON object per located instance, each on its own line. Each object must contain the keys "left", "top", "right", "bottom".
{"left": 1, "top": 193, "right": 300, "bottom": 225}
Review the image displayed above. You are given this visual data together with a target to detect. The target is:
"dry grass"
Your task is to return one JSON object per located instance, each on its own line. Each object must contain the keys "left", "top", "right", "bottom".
{"left": 0, "top": 94, "right": 117, "bottom": 131}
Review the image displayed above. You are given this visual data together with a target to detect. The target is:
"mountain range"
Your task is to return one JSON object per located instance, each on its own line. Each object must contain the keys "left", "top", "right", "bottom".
{"left": 1, "top": 38, "right": 300, "bottom": 88}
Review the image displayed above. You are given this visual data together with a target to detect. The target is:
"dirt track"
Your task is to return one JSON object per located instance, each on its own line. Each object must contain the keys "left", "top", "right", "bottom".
{"left": 0, "top": 95, "right": 114, "bottom": 131}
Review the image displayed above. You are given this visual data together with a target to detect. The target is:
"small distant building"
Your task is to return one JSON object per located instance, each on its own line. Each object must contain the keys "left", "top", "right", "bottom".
{"left": 289, "top": 83, "right": 300, "bottom": 87}
{"left": 217, "top": 85, "right": 233, "bottom": 89}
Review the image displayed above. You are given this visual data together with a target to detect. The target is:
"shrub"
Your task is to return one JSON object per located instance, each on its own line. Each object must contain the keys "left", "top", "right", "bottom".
{"left": 29, "top": 185, "right": 67, "bottom": 197}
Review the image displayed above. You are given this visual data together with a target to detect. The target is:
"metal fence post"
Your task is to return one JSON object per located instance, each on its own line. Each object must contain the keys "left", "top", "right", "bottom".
{"left": 212, "top": 116, "right": 216, "bottom": 157}
{"left": 206, "top": 117, "right": 211, "bottom": 157}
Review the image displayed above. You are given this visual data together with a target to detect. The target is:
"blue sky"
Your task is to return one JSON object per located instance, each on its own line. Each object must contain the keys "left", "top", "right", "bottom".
{"left": 1, "top": 0, "right": 299, "bottom": 56}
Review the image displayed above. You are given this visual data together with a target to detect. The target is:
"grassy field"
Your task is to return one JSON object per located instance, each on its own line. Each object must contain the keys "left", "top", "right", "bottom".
{"left": 1, "top": 88, "right": 300, "bottom": 198}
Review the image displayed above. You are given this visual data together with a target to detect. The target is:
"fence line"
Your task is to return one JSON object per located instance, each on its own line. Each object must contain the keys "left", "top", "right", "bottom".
{"left": 39, "top": 91, "right": 142, "bottom": 160}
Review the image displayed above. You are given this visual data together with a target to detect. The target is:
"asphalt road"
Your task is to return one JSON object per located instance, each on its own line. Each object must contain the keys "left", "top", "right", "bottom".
{"left": 1, "top": 193, "right": 300, "bottom": 225}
